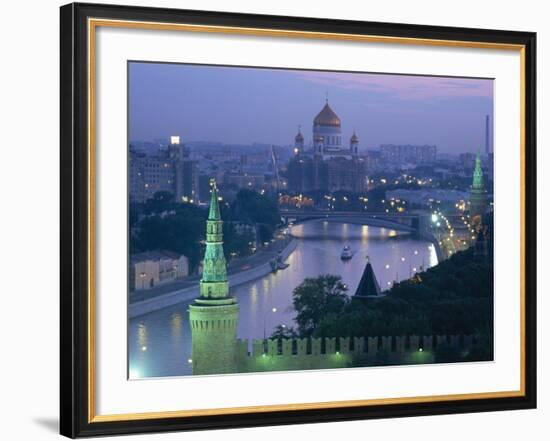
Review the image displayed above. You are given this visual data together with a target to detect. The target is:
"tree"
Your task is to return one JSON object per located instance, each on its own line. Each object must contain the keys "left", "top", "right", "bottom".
{"left": 228, "top": 189, "right": 280, "bottom": 228}
{"left": 366, "top": 186, "right": 386, "bottom": 212}
{"left": 292, "top": 275, "right": 349, "bottom": 336}
{"left": 143, "top": 191, "right": 175, "bottom": 214}
{"left": 132, "top": 204, "right": 206, "bottom": 271}
{"left": 129, "top": 202, "right": 142, "bottom": 229}
{"left": 223, "top": 223, "right": 255, "bottom": 261}
{"left": 257, "top": 224, "right": 274, "bottom": 243}
{"left": 270, "top": 325, "right": 298, "bottom": 339}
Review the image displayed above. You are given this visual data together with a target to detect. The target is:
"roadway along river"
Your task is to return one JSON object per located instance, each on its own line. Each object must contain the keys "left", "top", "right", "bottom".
{"left": 129, "top": 221, "right": 438, "bottom": 379}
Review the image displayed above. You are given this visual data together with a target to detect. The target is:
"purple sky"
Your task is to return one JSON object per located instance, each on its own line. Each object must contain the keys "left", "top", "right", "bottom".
{"left": 129, "top": 62, "right": 494, "bottom": 154}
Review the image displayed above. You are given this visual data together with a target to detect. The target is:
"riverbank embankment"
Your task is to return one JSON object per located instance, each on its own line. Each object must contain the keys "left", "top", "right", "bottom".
{"left": 129, "top": 239, "right": 298, "bottom": 318}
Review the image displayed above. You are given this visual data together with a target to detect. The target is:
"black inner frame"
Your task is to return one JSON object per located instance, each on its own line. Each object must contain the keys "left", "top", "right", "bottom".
{"left": 60, "top": 2, "right": 537, "bottom": 438}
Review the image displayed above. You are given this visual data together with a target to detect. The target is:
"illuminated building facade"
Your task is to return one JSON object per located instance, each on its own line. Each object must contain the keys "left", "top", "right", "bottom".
{"left": 130, "top": 250, "right": 189, "bottom": 291}
{"left": 129, "top": 136, "right": 199, "bottom": 203}
{"left": 380, "top": 144, "right": 437, "bottom": 166}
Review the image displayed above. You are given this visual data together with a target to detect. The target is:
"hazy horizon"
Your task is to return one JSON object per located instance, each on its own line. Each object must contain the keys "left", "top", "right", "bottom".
{"left": 129, "top": 62, "right": 494, "bottom": 154}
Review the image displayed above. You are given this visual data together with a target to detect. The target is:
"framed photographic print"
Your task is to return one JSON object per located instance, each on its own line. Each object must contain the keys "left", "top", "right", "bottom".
{"left": 60, "top": 2, "right": 537, "bottom": 438}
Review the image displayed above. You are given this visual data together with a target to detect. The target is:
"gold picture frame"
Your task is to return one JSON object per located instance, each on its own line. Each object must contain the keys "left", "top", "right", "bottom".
{"left": 60, "top": 2, "right": 536, "bottom": 437}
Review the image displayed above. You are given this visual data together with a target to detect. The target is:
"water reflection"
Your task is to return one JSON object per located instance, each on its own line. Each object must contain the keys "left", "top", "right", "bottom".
{"left": 129, "top": 222, "right": 437, "bottom": 378}
{"left": 137, "top": 323, "right": 147, "bottom": 349}
{"left": 171, "top": 313, "right": 182, "bottom": 344}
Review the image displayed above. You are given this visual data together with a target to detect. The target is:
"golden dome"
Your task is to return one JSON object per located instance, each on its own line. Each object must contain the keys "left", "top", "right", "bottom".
{"left": 295, "top": 130, "right": 304, "bottom": 141}
{"left": 313, "top": 102, "right": 341, "bottom": 127}
{"left": 350, "top": 132, "right": 359, "bottom": 143}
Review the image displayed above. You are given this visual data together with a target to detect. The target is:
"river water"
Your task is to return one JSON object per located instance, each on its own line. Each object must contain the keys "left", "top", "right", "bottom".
{"left": 129, "top": 221, "right": 438, "bottom": 378}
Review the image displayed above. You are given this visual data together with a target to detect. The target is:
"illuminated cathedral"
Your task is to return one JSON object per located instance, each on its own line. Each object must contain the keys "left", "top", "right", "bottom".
{"left": 287, "top": 99, "right": 367, "bottom": 193}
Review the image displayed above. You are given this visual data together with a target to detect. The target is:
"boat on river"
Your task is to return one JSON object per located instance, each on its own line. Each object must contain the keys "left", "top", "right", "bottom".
{"left": 340, "top": 245, "right": 353, "bottom": 260}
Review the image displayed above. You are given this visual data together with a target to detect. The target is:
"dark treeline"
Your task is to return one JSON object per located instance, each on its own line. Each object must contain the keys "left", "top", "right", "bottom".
{"left": 129, "top": 189, "right": 280, "bottom": 271}
{"left": 304, "top": 249, "right": 493, "bottom": 339}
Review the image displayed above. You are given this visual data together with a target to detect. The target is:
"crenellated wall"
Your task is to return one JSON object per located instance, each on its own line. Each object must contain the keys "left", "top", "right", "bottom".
{"left": 234, "top": 335, "right": 478, "bottom": 373}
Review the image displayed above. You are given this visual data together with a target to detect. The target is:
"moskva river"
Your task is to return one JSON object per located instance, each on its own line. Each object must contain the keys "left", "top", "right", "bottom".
{"left": 129, "top": 221, "right": 438, "bottom": 378}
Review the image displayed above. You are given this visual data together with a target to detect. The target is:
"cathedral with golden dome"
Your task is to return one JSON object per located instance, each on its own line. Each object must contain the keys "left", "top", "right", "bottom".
{"left": 294, "top": 99, "right": 359, "bottom": 160}
{"left": 288, "top": 99, "right": 366, "bottom": 193}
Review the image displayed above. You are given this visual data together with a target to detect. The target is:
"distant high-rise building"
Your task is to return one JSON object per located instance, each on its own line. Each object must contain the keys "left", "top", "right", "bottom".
{"left": 224, "top": 173, "right": 265, "bottom": 190}
{"left": 364, "top": 150, "right": 382, "bottom": 172}
{"left": 379, "top": 144, "right": 437, "bottom": 165}
{"left": 129, "top": 136, "right": 199, "bottom": 203}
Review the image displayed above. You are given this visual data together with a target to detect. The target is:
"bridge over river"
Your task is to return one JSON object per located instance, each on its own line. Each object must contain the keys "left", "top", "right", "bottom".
{"left": 281, "top": 210, "right": 448, "bottom": 262}
{"left": 281, "top": 210, "right": 422, "bottom": 234}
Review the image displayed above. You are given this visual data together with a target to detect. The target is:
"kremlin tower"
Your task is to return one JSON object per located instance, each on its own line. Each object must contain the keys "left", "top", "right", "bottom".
{"left": 188, "top": 179, "right": 239, "bottom": 375}
{"left": 469, "top": 151, "right": 488, "bottom": 225}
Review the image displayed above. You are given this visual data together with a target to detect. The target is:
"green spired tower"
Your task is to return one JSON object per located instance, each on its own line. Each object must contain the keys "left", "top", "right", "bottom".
{"left": 469, "top": 150, "right": 488, "bottom": 224}
{"left": 188, "top": 179, "right": 239, "bottom": 375}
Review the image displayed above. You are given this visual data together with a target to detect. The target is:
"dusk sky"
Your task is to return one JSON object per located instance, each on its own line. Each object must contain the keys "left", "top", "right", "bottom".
{"left": 129, "top": 62, "right": 494, "bottom": 154}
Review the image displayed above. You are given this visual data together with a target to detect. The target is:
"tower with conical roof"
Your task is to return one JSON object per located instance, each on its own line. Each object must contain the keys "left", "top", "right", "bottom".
{"left": 189, "top": 179, "right": 239, "bottom": 375}
{"left": 354, "top": 256, "right": 382, "bottom": 298}
{"left": 469, "top": 151, "right": 488, "bottom": 224}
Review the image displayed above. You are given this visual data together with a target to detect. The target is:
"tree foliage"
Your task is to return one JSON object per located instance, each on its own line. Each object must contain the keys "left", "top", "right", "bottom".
{"left": 132, "top": 203, "right": 206, "bottom": 270}
{"left": 228, "top": 189, "right": 280, "bottom": 228}
{"left": 223, "top": 222, "right": 255, "bottom": 261}
{"left": 292, "top": 248, "right": 493, "bottom": 345}
{"left": 270, "top": 325, "right": 298, "bottom": 339}
{"left": 129, "top": 189, "right": 280, "bottom": 272}
{"left": 292, "top": 275, "right": 349, "bottom": 337}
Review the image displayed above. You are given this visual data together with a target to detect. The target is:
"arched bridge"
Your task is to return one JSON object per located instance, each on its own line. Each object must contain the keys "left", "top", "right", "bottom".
{"left": 280, "top": 211, "right": 422, "bottom": 233}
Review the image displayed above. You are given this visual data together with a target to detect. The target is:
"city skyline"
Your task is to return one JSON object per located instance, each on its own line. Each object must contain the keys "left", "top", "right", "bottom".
{"left": 128, "top": 61, "right": 495, "bottom": 378}
{"left": 129, "top": 62, "right": 494, "bottom": 154}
